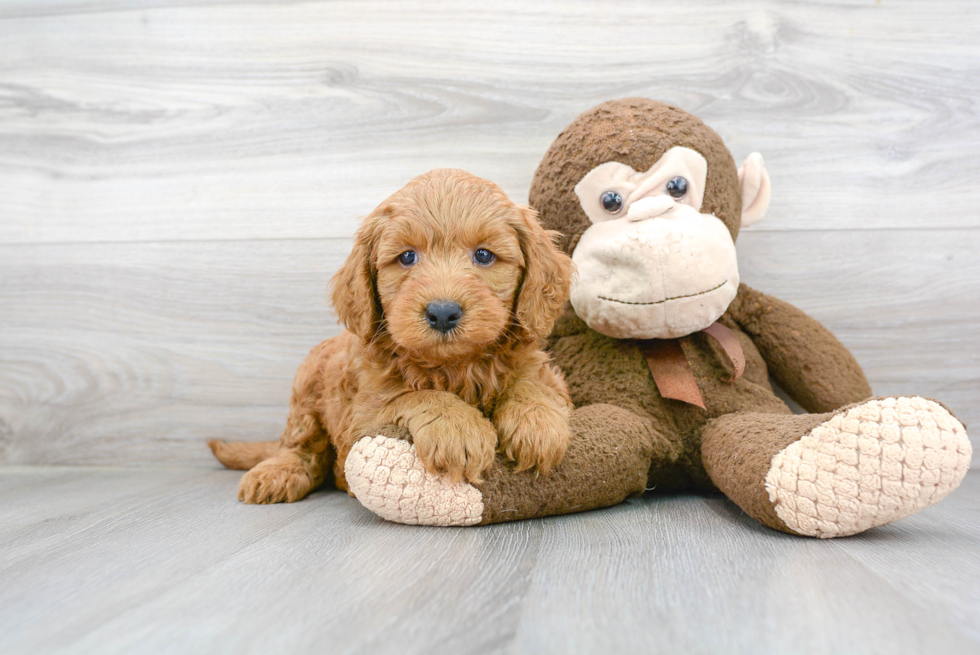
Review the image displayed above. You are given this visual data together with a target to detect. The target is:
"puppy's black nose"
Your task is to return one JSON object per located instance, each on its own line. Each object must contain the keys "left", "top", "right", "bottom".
{"left": 425, "top": 301, "right": 462, "bottom": 334}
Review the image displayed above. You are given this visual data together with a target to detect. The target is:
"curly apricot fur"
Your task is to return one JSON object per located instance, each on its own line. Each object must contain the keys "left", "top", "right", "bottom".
{"left": 211, "top": 169, "right": 574, "bottom": 503}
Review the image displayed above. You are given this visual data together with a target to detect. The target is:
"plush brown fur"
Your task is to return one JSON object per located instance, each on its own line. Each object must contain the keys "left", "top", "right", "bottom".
{"left": 210, "top": 169, "right": 574, "bottom": 504}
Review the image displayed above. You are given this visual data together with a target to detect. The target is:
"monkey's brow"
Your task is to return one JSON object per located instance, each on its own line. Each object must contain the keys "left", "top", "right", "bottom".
{"left": 598, "top": 280, "right": 728, "bottom": 306}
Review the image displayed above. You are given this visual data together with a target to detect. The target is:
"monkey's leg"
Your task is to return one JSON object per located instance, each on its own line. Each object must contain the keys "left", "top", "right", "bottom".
{"left": 343, "top": 404, "right": 667, "bottom": 526}
{"left": 701, "top": 396, "right": 971, "bottom": 538}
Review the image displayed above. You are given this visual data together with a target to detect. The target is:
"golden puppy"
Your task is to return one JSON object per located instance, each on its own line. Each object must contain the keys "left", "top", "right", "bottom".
{"left": 210, "top": 169, "right": 575, "bottom": 504}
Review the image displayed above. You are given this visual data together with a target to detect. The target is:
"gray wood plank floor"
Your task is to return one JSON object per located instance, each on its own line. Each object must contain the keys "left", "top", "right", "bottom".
{"left": 1, "top": 467, "right": 978, "bottom": 654}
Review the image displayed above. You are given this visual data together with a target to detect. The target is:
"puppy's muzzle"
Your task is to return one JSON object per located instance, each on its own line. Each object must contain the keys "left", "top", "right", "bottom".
{"left": 425, "top": 301, "right": 462, "bottom": 334}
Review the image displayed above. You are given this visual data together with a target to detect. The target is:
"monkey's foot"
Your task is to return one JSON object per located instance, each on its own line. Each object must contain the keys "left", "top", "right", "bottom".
{"left": 345, "top": 435, "right": 484, "bottom": 526}
{"left": 765, "top": 397, "right": 972, "bottom": 538}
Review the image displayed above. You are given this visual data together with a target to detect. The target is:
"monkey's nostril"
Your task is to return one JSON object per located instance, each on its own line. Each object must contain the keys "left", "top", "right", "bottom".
{"left": 425, "top": 301, "right": 463, "bottom": 334}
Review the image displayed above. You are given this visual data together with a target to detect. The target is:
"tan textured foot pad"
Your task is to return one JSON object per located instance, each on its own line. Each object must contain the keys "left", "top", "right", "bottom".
{"left": 766, "top": 397, "right": 972, "bottom": 538}
{"left": 345, "top": 435, "right": 484, "bottom": 526}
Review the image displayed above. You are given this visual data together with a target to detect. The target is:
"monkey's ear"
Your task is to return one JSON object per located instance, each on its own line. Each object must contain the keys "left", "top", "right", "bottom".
{"left": 513, "top": 206, "right": 575, "bottom": 341}
{"left": 737, "top": 152, "right": 771, "bottom": 227}
{"left": 329, "top": 208, "right": 386, "bottom": 340}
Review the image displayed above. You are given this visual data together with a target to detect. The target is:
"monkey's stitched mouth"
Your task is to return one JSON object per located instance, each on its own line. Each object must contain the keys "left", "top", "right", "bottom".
{"left": 597, "top": 279, "right": 728, "bottom": 306}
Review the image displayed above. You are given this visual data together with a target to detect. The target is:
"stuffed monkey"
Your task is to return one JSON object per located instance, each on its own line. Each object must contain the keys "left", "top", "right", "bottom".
{"left": 344, "top": 99, "right": 972, "bottom": 537}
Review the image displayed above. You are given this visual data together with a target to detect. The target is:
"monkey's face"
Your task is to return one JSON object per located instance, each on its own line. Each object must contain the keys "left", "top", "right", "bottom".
{"left": 570, "top": 147, "right": 739, "bottom": 340}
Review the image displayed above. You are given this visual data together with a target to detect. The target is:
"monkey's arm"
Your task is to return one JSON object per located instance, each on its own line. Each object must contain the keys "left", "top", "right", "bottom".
{"left": 727, "top": 283, "right": 872, "bottom": 413}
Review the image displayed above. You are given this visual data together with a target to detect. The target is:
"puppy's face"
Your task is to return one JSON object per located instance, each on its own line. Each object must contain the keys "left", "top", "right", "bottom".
{"left": 375, "top": 199, "right": 522, "bottom": 361}
{"left": 331, "top": 170, "right": 574, "bottom": 363}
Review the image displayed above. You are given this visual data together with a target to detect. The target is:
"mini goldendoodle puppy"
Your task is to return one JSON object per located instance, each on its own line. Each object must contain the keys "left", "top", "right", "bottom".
{"left": 210, "top": 169, "right": 575, "bottom": 504}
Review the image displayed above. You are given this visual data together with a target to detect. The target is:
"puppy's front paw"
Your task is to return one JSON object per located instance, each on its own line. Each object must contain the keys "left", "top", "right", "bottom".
{"left": 238, "top": 454, "right": 315, "bottom": 504}
{"left": 496, "top": 402, "right": 571, "bottom": 475}
{"left": 411, "top": 409, "right": 497, "bottom": 485}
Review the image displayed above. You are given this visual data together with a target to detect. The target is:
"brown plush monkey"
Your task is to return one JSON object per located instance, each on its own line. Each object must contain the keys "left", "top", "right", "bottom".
{"left": 344, "top": 99, "right": 972, "bottom": 537}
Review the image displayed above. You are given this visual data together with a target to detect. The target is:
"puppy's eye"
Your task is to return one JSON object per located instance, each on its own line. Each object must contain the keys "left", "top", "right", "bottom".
{"left": 666, "top": 176, "right": 688, "bottom": 199}
{"left": 600, "top": 191, "right": 623, "bottom": 214}
{"left": 473, "top": 248, "right": 495, "bottom": 266}
{"left": 398, "top": 250, "right": 417, "bottom": 266}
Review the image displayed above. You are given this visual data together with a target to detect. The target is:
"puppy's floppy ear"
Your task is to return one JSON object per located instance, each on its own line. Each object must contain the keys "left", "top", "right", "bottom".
{"left": 513, "top": 206, "right": 575, "bottom": 341}
{"left": 330, "top": 206, "right": 387, "bottom": 340}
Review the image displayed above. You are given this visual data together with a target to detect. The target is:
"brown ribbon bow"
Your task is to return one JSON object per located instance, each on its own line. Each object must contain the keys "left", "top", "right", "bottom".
{"left": 638, "top": 321, "right": 745, "bottom": 410}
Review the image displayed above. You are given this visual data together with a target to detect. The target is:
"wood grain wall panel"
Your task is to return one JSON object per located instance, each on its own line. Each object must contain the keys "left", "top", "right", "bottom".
{"left": 1, "top": 230, "right": 975, "bottom": 466}
{"left": 0, "top": 239, "right": 345, "bottom": 465}
{"left": 0, "top": 0, "right": 975, "bottom": 468}
{"left": 1, "top": 1, "right": 978, "bottom": 245}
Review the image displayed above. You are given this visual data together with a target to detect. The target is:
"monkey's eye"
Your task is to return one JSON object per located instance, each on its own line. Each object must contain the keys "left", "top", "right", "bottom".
{"left": 473, "top": 248, "right": 495, "bottom": 266}
{"left": 666, "top": 176, "right": 688, "bottom": 199}
{"left": 600, "top": 191, "right": 624, "bottom": 214}
{"left": 398, "top": 250, "right": 418, "bottom": 266}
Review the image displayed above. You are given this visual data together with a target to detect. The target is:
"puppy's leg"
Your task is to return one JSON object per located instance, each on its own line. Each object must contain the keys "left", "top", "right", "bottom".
{"left": 493, "top": 364, "right": 572, "bottom": 474}
{"left": 238, "top": 337, "right": 343, "bottom": 504}
{"left": 366, "top": 390, "right": 497, "bottom": 484}
{"left": 238, "top": 400, "right": 334, "bottom": 503}
{"left": 239, "top": 451, "right": 330, "bottom": 504}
